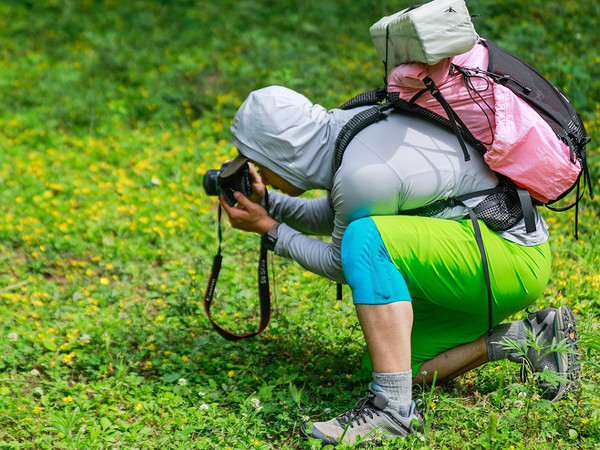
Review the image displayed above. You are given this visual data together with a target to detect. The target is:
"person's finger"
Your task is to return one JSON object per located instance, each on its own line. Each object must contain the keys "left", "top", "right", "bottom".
{"left": 219, "top": 194, "right": 236, "bottom": 214}
{"left": 247, "top": 163, "right": 266, "bottom": 203}
{"left": 233, "top": 191, "right": 253, "bottom": 208}
{"left": 248, "top": 163, "right": 260, "bottom": 181}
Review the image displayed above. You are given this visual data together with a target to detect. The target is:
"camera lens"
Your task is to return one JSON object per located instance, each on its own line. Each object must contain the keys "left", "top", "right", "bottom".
{"left": 202, "top": 169, "right": 221, "bottom": 196}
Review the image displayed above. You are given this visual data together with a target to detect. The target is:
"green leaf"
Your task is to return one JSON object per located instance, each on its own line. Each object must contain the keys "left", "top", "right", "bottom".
{"left": 100, "top": 417, "right": 112, "bottom": 430}
{"left": 289, "top": 382, "right": 302, "bottom": 407}
{"left": 568, "top": 429, "right": 578, "bottom": 439}
{"left": 258, "top": 384, "right": 274, "bottom": 400}
{"left": 42, "top": 338, "right": 57, "bottom": 351}
{"left": 162, "top": 372, "right": 181, "bottom": 383}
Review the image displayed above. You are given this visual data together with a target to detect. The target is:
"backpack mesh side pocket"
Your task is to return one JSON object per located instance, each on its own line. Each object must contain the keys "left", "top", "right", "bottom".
{"left": 473, "top": 187, "right": 523, "bottom": 231}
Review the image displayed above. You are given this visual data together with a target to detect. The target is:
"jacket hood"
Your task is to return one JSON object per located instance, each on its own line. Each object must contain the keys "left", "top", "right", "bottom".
{"left": 230, "top": 86, "right": 362, "bottom": 191}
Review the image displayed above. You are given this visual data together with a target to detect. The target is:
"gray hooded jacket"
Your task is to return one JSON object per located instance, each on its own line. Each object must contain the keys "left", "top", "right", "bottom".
{"left": 231, "top": 86, "right": 548, "bottom": 284}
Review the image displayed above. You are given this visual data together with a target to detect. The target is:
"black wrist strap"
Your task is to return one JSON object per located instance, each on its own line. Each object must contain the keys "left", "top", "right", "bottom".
{"left": 203, "top": 204, "right": 271, "bottom": 341}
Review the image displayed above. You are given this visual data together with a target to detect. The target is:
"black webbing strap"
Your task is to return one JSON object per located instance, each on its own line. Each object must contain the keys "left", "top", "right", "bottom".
{"left": 461, "top": 202, "right": 494, "bottom": 332}
{"left": 401, "top": 183, "right": 536, "bottom": 233}
{"left": 422, "top": 76, "right": 471, "bottom": 162}
{"left": 546, "top": 170, "right": 593, "bottom": 240}
{"left": 400, "top": 186, "right": 503, "bottom": 218}
{"left": 516, "top": 188, "right": 536, "bottom": 234}
{"left": 203, "top": 205, "right": 271, "bottom": 341}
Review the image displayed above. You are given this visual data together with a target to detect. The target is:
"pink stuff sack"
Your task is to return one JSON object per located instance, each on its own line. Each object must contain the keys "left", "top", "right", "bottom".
{"left": 387, "top": 41, "right": 582, "bottom": 203}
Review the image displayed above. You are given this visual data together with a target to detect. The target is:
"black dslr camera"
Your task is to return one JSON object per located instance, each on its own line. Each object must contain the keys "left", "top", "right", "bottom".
{"left": 202, "top": 157, "right": 252, "bottom": 206}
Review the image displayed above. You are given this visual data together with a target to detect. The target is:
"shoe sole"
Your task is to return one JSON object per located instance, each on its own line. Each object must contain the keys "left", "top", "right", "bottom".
{"left": 550, "top": 305, "right": 581, "bottom": 401}
{"left": 300, "top": 423, "right": 338, "bottom": 446}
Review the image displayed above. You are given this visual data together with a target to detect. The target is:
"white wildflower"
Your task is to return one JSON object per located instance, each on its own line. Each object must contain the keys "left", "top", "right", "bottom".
{"left": 30, "top": 369, "right": 41, "bottom": 377}
{"left": 7, "top": 332, "right": 18, "bottom": 342}
{"left": 250, "top": 397, "right": 263, "bottom": 411}
{"left": 79, "top": 333, "right": 91, "bottom": 344}
{"left": 178, "top": 378, "right": 187, "bottom": 386}
{"left": 151, "top": 176, "right": 161, "bottom": 185}
{"left": 199, "top": 403, "right": 209, "bottom": 410}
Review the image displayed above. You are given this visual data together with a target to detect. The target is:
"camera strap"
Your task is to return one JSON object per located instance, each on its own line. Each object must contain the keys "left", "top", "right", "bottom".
{"left": 203, "top": 204, "right": 271, "bottom": 341}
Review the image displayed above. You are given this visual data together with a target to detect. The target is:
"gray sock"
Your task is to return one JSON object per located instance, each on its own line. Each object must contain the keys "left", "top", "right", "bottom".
{"left": 485, "top": 320, "right": 526, "bottom": 362}
{"left": 372, "top": 370, "right": 413, "bottom": 417}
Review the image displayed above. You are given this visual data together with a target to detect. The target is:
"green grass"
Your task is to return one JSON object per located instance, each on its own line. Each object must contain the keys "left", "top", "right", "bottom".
{"left": 0, "top": 0, "right": 598, "bottom": 448}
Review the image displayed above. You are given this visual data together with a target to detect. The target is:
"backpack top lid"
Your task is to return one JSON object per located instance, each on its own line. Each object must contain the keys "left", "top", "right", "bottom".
{"left": 370, "top": 0, "right": 479, "bottom": 66}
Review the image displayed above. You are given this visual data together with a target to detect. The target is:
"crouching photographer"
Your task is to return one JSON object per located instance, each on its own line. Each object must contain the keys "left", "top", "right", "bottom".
{"left": 204, "top": 85, "right": 579, "bottom": 446}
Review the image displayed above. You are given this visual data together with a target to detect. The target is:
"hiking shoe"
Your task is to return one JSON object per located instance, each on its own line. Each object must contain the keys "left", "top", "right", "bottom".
{"left": 515, "top": 306, "right": 581, "bottom": 401}
{"left": 300, "top": 382, "right": 423, "bottom": 446}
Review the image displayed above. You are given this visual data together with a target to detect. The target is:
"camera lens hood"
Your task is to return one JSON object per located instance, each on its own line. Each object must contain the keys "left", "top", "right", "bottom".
{"left": 220, "top": 154, "right": 249, "bottom": 178}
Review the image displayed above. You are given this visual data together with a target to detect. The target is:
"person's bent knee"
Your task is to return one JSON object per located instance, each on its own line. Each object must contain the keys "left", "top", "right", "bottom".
{"left": 342, "top": 217, "right": 411, "bottom": 305}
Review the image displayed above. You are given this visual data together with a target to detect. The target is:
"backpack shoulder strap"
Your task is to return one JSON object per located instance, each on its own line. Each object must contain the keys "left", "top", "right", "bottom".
{"left": 334, "top": 102, "right": 392, "bottom": 172}
{"left": 339, "top": 88, "right": 387, "bottom": 110}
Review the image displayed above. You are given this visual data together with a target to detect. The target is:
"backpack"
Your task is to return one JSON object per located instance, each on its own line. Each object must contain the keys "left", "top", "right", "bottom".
{"left": 387, "top": 39, "right": 589, "bottom": 206}
{"left": 335, "top": 2, "right": 593, "bottom": 331}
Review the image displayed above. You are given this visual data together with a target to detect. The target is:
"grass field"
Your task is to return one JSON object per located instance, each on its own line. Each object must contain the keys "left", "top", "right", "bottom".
{"left": 0, "top": 0, "right": 598, "bottom": 448}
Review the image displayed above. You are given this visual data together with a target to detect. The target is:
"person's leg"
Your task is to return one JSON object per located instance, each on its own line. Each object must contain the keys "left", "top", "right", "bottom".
{"left": 356, "top": 302, "right": 415, "bottom": 417}
{"left": 414, "top": 336, "right": 488, "bottom": 384}
{"left": 302, "top": 218, "right": 423, "bottom": 446}
{"left": 344, "top": 219, "right": 414, "bottom": 416}
{"left": 383, "top": 215, "right": 579, "bottom": 398}
{"left": 410, "top": 305, "right": 580, "bottom": 396}
{"left": 414, "top": 320, "right": 526, "bottom": 384}
{"left": 356, "top": 302, "right": 412, "bottom": 373}
{"left": 303, "top": 214, "right": 556, "bottom": 445}
{"left": 372, "top": 215, "right": 551, "bottom": 376}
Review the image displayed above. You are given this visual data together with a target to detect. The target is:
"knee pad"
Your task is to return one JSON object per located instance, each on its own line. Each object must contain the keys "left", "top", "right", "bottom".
{"left": 341, "top": 218, "right": 411, "bottom": 304}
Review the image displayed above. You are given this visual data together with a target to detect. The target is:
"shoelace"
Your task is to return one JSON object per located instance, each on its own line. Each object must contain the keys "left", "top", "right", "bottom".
{"left": 336, "top": 393, "right": 381, "bottom": 428}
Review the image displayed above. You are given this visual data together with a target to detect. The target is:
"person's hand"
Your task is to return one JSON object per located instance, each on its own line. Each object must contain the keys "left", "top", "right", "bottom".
{"left": 220, "top": 191, "right": 277, "bottom": 235}
{"left": 247, "top": 163, "right": 266, "bottom": 205}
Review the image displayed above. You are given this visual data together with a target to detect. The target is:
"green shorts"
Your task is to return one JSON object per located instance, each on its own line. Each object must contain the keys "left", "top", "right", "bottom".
{"left": 371, "top": 215, "right": 551, "bottom": 375}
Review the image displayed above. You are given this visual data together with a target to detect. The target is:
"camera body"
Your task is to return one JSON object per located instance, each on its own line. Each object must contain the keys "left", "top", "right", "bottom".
{"left": 202, "top": 160, "right": 252, "bottom": 206}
